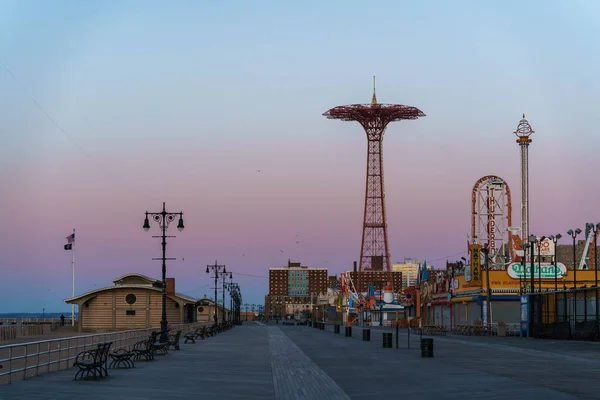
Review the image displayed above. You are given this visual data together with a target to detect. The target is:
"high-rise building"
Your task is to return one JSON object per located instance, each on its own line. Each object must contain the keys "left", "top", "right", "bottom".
{"left": 392, "top": 258, "right": 425, "bottom": 288}
{"left": 266, "top": 261, "right": 328, "bottom": 318}
{"left": 268, "top": 260, "right": 328, "bottom": 296}
{"left": 347, "top": 270, "right": 403, "bottom": 293}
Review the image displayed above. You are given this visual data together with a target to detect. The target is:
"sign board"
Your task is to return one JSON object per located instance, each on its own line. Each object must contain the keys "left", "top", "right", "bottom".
{"left": 482, "top": 300, "right": 488, "bottom": 326}
{"left": 469, "top": 244, "right": 482, "bottom": 286}
{"left": 507, "top": 262, "right": 566, "bottom": 279}
{"left": 533, "top": 237, "right": 555, "bottom": 257}
{"left": 520, "top": 295, "right": 529, "bottom": 337}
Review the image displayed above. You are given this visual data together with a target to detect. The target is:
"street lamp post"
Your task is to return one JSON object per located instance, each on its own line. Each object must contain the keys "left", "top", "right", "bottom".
{"left": 221, "top": 271, "right": 232, "bottom": 323}
{"left": 520, "top": 243, "right": 529, "bottom": 294}
{"left": 548, "top": 234, "right": 562, "bottom": 293}
{"left": 567, "top": 228, "right": 582, "bottom": 324}
{"left": 536, "top": 236, "right": 546, "bottom": 291}
{"left": 378, "top": 280, "right": 384, "bottom": 326}
{"left": 528, "top": 235, "right": 537, "bottom": 294}
{"left": 225, "top": 280, "right": 235, "bottom": 322}
{"left": 206, "top": 261, "right": 227, "bottom": 324}
{"left": 590, "top": 223, "right": 600, "bottom": 323}
{"left": 143, "top": 202, "right": 184, "bottom": 341}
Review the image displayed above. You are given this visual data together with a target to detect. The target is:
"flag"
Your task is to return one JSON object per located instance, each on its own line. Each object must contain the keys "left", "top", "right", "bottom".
{"left": 64, "top": 244, "right": 72, "bottom": 250}
{"left": 66, "top": 233, "right": 75, "bottom": 244}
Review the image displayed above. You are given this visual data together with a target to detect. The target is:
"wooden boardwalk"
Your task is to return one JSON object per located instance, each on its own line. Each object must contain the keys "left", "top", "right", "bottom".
{"left": 0, "top": 324, "right": 274, "bottom": 399}
{"left": 3, "top": 322, "right": 600, "bottom": 399}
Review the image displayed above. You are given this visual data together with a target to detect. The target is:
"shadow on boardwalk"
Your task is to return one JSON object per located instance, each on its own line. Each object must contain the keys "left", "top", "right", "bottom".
{"left": 0, "top": 324, "right": 274, "bottom": 400}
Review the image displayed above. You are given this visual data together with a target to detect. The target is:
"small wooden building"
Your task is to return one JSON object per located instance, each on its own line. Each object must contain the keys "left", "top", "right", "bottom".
{"left": 64, "top": 273, "right": 198, "bottom": 332}
{"left": 196, "top": 297, "right": 230, "bottom": 322}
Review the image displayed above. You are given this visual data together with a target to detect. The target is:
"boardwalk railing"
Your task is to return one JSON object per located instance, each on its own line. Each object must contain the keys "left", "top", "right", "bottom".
{"left": 0, "top": 325, "right": 53, "bottom": 341}
{"left": 0, "top": 318, "right": 77, "bottom": 325}
{"left": 0, "top": 322, "right": 208, "bottom": 384}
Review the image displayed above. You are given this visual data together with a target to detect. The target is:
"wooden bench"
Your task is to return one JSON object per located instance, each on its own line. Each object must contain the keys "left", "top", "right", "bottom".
{"left": 109, "top": 348, "right": 135, "bottom": 369}
{"left": 206, "top": 324, "right": 218, "bottom": 337}
{"left": 132, "top": 337, "right": 155, "bottom": 361}
{"left": 73, "top": 341, "right": 113, "bottom": 381}
{"left": 167, "top": 330, "right": 182, "bottom": 351}
{"left": 150, "top": 331, "right": 169, "bottom": 355}
{"left": 184, "top": 326, "right": 207, "bottom": 344}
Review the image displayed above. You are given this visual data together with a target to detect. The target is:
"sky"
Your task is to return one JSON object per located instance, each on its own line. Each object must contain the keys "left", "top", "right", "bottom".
{"left": 1, "top": 0, "right": 600, "bottom": 313}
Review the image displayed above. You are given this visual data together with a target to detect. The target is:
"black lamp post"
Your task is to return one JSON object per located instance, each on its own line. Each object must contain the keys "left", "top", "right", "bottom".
{"left": 206, "top": 261, "right": 227, "bottom": 323}
{"left": 244, "top": 303, "right": 249, "bottom": 321}
{"left": 528, "top": 235, "right": 537, "bottom": 294}
{"left": 567, "top": 228, "right": 581, "bottom": 324}
{"left": 221, "top": 271, "right": 232, "bottom": 323}
{"left": 143, "top": 202, "right": 184, "bottom": 341}
{"left": 520, "top": 243, "right": 529, "bottom": 295}
{"left": 567, "top": 229, "right": 581, "bottom": 289}
{"left": 225, "top": 280, "right": 235, "bottom": 322}
{"left": 548, "top": 234, "right": 562, "bottom": 292}
{"left": 536, "top": 236, "right": 546, "bottom": 291}
{"left": 590, "top": 223, "right": 600, "bottom": 323}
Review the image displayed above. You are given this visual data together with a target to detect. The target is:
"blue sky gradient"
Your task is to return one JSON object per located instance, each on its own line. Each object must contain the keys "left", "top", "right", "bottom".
{"left": 1, "top": 0, "right": 599, "bottom": 312}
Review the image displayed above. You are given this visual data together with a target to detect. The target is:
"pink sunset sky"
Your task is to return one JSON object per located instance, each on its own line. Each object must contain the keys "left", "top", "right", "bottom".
{"left": 1, "top": 1, "right": 599, "bottom": 312}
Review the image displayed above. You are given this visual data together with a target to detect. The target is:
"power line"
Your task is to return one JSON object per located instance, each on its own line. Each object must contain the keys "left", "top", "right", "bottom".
{"left": 1, "top": 59, "right": 93, "bottom": 159}
{"left": 1, "top": 58, "right": 142, "bottom": 190}
{"left": 230, "top": 271, "right": 268, "bottom": 279}
{"left": 428, "top": 251, "right": 469, "bottom": 264}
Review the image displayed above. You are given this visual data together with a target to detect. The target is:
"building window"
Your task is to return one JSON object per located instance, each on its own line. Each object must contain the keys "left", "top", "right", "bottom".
{"left": 126, "top": 310, "right": 136, "bottom": 316}
{"left": 198, "top": 306, "right": 204, "bottom": 313}
{"left": 126, "top": 294, "right": 137, "bottom": 305}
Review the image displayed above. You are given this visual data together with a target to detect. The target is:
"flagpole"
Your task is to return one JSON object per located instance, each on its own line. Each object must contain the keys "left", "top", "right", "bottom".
{"left": 72, "top": 228, "right": 75, "bottom": 327}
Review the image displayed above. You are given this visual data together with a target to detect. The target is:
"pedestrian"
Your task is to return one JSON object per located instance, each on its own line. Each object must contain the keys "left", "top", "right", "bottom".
{"left": 60, "top": 314, "right": 65, "bottom": 326}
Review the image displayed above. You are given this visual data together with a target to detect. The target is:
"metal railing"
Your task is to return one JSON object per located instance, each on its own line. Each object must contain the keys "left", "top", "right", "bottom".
{"left": 0, "top": 324, "right": 54, "bottom": 341}
{"left": 0, "top": 321, "right": 208, "bottom": 384}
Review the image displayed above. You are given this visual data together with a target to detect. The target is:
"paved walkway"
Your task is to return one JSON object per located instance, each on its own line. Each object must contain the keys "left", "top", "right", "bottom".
{"left": 1, "top": 322, "right": 599, "bottom": 399}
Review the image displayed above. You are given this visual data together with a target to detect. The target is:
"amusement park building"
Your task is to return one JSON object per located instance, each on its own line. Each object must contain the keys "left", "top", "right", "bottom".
{"left": 419, "top": 241, "right": 600, "bottom": 328}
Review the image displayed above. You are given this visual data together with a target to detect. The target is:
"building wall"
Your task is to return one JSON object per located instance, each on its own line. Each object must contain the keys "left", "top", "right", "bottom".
{"left": 269, "top": 264, "right": 329, "bottom": 296}
{"left": 349, "top": 271, "right": 403, "bottom": 292}
{"left": 80, "top": 288, "right": 184, "bottom": 332}
{"left": 392, "top": 263, "right": 419, "bottom": 288}
{"left": 269, "top": 269, "right": 289, "bottom": 295}
{"left": 308, "top": 270, "right": 328, "bottom": 295}
{"left": 265, "top": 295, "right": 312, "bottom": 318}
{"left": 196, "top": 304, "right": 228, "bottom": 322}
{"left": 555, "top": 242, "right": 599, "bottom": 270}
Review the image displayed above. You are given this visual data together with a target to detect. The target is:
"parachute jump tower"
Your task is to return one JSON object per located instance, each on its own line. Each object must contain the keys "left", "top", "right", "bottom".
{"left": 323, "top": 78, "right": 425, "bottom": 291}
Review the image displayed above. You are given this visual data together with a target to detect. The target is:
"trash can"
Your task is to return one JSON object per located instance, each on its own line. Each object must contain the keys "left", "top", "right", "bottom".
{"left": 345, "top": 326, "right": 352, "bottom": 337}
{"left": 362, "top": 329, "right": 371, "bottom": 341}
{"left": 420, "top": 338, "right": 434, "bottom": 358}
{"left": 383, "top": 332, "right": 392, "bottom": 348}
{"left": 497, "top": 322, "right": 507, "bottom": 337}
{"left": 334, "top": 325, "right": 340, "bottom": 334}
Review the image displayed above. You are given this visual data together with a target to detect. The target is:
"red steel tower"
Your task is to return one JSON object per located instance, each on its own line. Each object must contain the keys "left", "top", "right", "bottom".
{"left": 323, "top": 78, "right": 425, "bottom": 284}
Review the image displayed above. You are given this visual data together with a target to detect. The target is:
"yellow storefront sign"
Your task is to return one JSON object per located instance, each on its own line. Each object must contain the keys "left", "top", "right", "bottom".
{"left": 469, "top": 244, "right": 482, "bottom": 286}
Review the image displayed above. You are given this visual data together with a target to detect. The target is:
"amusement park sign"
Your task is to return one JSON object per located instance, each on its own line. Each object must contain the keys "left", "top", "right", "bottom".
{"left": 507, "top": 263, "right": 567, "bottom": 280}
